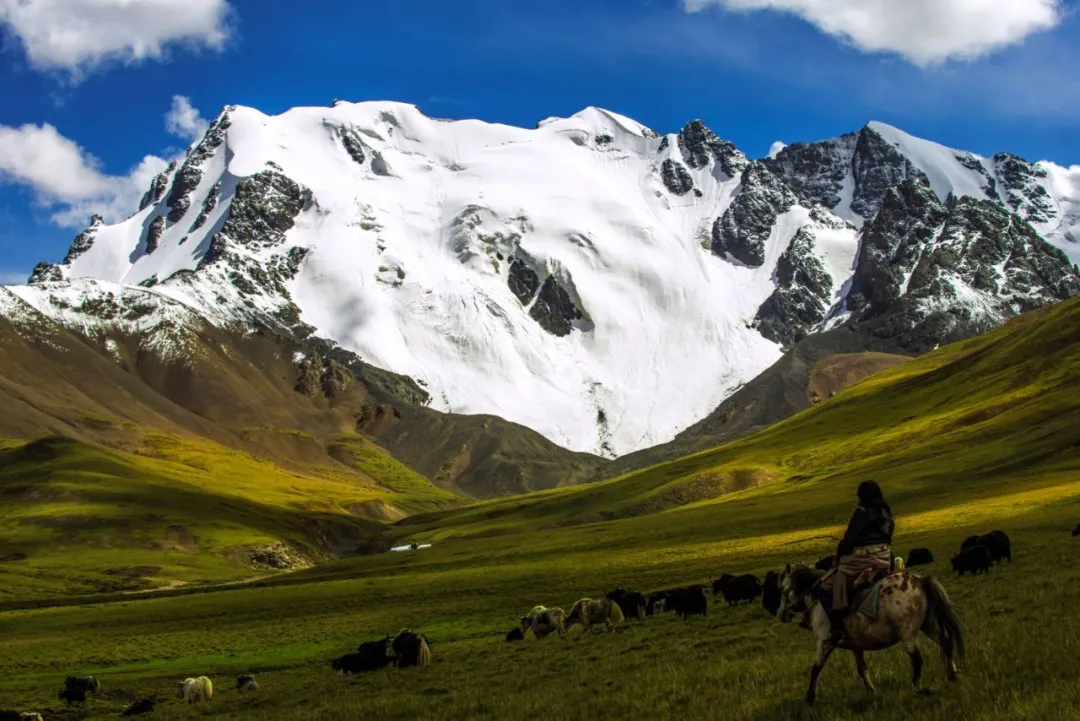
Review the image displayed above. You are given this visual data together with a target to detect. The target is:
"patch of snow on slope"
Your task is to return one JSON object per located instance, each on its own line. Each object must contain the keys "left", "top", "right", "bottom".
{"left": 867, "top": 122, "right": 990, "bottom": 205}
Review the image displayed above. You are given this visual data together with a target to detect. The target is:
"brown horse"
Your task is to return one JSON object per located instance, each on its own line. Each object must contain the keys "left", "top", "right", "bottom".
{"left": 776, "top": 563, "right": 965, "bottom": 704}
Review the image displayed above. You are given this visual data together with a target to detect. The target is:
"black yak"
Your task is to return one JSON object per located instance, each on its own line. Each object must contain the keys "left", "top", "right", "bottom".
{"left": 952, "top": 544, "right": 993, "bottom": 576}
{"left": 332, "top": 637, "right": 392, "bottom": 674}
{"left": 646, "top": 591, "right": 670, "bottom": 616}
{"left": 1074, "top": 523, "right": 1080, "bottom": 537}
{"left": 391, "top": 630, "right": 432, "bottom": 668}
{"left": 236, "top": 674, "right": 259, "bottom": 693}
{"left": 761, "top": 571, "right": 782, "bottom": 616}
{"left": 122, "top": 698, "right": 158, "bottom": 716}
{"left": 961, "top": 530, "right": 1011, "bottom": 564}
{"left": 714, "top": 574, "right": 762, "bottom": 606}
{"left": 668, "top": 586, "right": 708, "bottom": 618}
{"left": 505, "top": 627, "right": 525, "bottom": 642}
{"left": 906, "top": 547, "right": 934, "bottom": 567}
{"left": 606, "top": 588, "right": 647, "bottom": 621}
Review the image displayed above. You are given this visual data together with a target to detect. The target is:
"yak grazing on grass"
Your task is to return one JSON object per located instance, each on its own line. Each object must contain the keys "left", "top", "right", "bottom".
{"left": 391, "top": 630, "right": 432, "bottom": 668}
{"left": 606, "top": 588, "right": 647, "bottom": 621}
{"left": 236, "top": 674, "right": 259, "bottom": 693}
{"left": 646, "top": 591, "right": 670, "bottom": 616}
{"left": 906, "top": 547, "right": 934, "bottom": 567}
{"left": 332, "top": 637, "right": 392, "bottom": 674}
{"left": 761, "top": 571, "right": 782, "bottom": 616}
{"left": 177, "top": 677, "right": 213, "bottom": 704}
{"left": 122, "top": 698, "right": 158, "bottom": 716}
{"left": 668, "top": 586, "right": 708, "bottom": 618}
{"left": 567, "top": 598, "right": 625, "bottom": 632}
{"left": 713, "top": 574, "right": 763, "bottom": 606}
{"left": 521, "top": 605, "right": 567, "bottom": 639}
{"left": 952, "top": 545, "right": 993, "bottom": 576}
{"left": 505, "top": 627, "right": 525, "bottom": 642}
{"left": 961, "top": 530, "right": 1011, "bottom": 564}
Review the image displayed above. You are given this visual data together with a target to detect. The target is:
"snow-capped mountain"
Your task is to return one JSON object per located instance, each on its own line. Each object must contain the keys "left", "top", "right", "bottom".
{"left": 14, "top": 102, "right": 1080, "bottom": 458}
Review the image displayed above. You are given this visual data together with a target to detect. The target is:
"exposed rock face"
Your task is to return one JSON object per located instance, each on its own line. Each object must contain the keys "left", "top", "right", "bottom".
{"left": 529, "top": 275, "right": 584, "bottom": 337}
{"left": 660, "top": 158, "right": 694, "bottom": 196}
{"left": 846, "top": 176, "right": 1080, "bottom": 351}
{"left": 164, "top": 111, "right": 231, "bottom": 224}
{"left": 27, "top": 262, "right": 64, "bottom": 284}
{"left": 677, "top": 120, "right": 747, "bottom": 177}
{"left": 339, "top": 125, "right": 368, "bottom": 165}
{"left": 62, "top": 214, "right": 104, "bottom": 265}
{"left": 508, "top": 257, "right": 540, "bottom": 305}
{"left": 767, "top": 125, "right": 925, "bottom": 221}
{"left": 993, "top": 152, "right": 1055, "bottom": 223}
{"left": 204, "top": 169, "right": 306, "bottom": 261}
{"left": 145, "top": 217, "right": 166, "bottom": 255}
{"left": 139, "top": 162, "right": 175, "bottom": 211}
{"left": 712, "top": 162, "right": 797, "bottom": 267}
{"left": 753, "top": 225, "right": 833, "bottom": 348}
{"left": 370, "top": 150, "right": 392, "bottom": 176}
{"left": 190, "top": 182, "right": 220, "bottom": 232}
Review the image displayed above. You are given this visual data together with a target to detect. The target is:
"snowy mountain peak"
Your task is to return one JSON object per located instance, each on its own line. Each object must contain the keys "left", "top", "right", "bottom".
{"left": 9, "top": 103, "right": 1080, "bottom": 458}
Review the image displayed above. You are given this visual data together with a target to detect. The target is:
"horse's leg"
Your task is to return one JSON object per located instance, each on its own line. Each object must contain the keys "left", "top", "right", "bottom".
{"left": 853, "top": 650, "right": 875, "bottom": 693}
{"left": 904, "top": 639, "right": 924, "bottom": 692}
{"left": 806, "top": 639, "right": 834, "bottom": 704}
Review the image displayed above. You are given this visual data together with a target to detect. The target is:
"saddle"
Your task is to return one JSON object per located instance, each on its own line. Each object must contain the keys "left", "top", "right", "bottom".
{"left": 849, "top": 568, "right": 894, "bottom": 619}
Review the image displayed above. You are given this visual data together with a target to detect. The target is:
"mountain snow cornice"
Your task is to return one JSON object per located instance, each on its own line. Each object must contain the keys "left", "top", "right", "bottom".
{"left": 16, "top": 102, "right": 1080, "bottom": 457}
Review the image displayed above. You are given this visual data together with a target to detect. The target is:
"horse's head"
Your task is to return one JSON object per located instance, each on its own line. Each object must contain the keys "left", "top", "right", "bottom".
{"left": 776, "top": 563, "right": 820, "bottom": 623}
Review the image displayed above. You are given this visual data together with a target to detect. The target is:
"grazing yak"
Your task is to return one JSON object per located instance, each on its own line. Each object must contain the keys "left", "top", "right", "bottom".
{"left": 65, "top": 676, "right": 100, "bottom": 694}
{"left": 567, "top": 598, "right": 625, "bottom": 632}
{"left": 332, "top": 637, "right": 392, "bottom": 674}
{"left": 606, "top": 588, "right": 647, "bottom": 621}
{"left": 646, "top": 591, "right": 670, "bottom": 616}
{"left": 177, "top": 676, "right": 214, "bottom": 704}
{"left": 236, "top": 674, "right": 259, "bottom": 693}
{"left": 122, "top": 697, "right": 158, "bottom": 716}
{"left": 952, "top": 544, "right": 993, "bottom": 576}
{"left": 668, "top": 586, "right": 708, "bottom": 618}
{"left": 391, "top": 630, "right": 432, "bottom": 668}
{"left": 961, "top": 530, "right": 1011, "bottom": 564}
{"left": 59, "top": 687, "right": 86, "bottom": 706}
{"left": 505, "top": 627, "right": 525, "bottom": 642}
{"left": 761, "top": 571, "right": 782, "bottom": 616}
{"left": 714, "top": 574, "right": 762, "bottom": 606}
{"left": 813, "top": 555, "right": 836, "bottom": 572}
{"left": 521, "top": 605, "right": 567, "bottom": 639}
{"left": 907, "top": 547, "right": 935, "bottom": 567}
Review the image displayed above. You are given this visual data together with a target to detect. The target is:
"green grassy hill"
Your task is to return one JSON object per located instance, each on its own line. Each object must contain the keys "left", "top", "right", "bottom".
{"left": 0, "top": 299, "right": 1079, "bottom": 720}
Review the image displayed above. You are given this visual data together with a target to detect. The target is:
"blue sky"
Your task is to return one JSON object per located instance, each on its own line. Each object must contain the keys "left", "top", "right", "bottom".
{"left": 1, "top": 0, "right": 1078, "bottom": 284}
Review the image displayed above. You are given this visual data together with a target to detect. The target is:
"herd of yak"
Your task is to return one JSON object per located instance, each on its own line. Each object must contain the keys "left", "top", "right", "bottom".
{"left": 0, "top": 528, "right": 1026, "bottom": 718}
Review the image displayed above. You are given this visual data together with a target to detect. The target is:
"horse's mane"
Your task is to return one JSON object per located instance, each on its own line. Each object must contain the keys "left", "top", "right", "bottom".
{"left": 790, "top": 565, "right": 824, "bottom": 596}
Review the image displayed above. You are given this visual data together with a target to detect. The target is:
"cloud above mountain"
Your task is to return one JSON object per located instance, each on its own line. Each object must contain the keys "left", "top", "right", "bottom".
{"left": 0, "top": 96, "right": 207, "bottom": 228}
{"left": 0, "top": 0, "right": 233, "bottom": 76}
{"left": 683, "top": 0, "right": 1063, "bottom": 66}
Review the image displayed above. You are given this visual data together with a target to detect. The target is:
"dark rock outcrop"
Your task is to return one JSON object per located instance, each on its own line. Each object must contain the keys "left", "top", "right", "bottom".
{"left": 27, "top": 262, "right": 64, "bottom": 284}
{"left": 677, "top": 120, "right": 747, "bottom": 177}
{"left": 164, "top": 111, "right": 231, "bottom": 224}
{"left": 145, "top": 217, "right": 166, "bottom": 255}
{"left": 846, "top": 176, "right": 1080, "bottom": 352}
{"left": 660, "top": 159, "right": 694, "bottom": 196}
{"left": 712, "top": 162, "right": 797, "bottom": 267}
{"left": 190, "top": 182, "right": 220, "bottom": 232}
{"left": 139, "top": 162, "right": 175, "bottom": 210}
{"left": 508, "top": 257, "right": 540, "bottom": 305}
{"left": 339, "top": 126, "right": 367, "bottom": 165}
{"left": 753, "top": 226, "right": 833, "bottom": 348}
{"left": 62, "top": 214, "right": 104, "bottom": 265}
{"left": 993, "top": 153, "right": 1055, "bottom": 224}
{"left": 528, "top": 275, "right": 584, "bottom": 337}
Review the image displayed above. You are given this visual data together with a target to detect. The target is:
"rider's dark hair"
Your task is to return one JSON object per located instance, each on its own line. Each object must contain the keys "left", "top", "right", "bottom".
{"left": 857, "top": 480, "right": 884, "bottom": 505}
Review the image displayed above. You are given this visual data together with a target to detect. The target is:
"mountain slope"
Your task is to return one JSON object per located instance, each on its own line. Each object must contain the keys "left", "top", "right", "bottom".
{"left": 400, "top": 295, "right": 1080, "bottom": 539}
{"left": 17, "top": 103, "right": 1080, "bottom": 459}
{"left": 0, "top": 283, "right": 601, "bottom": 498}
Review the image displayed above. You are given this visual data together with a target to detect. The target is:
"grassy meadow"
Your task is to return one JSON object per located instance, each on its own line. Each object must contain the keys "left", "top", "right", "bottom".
{"left": 1, "top": 299, "right": 1080, "bottom": 719}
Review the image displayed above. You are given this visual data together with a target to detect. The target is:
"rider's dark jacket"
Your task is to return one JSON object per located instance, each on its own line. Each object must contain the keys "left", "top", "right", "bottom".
{"left": 836, "top": 499, "right": 894, "bottom": 557}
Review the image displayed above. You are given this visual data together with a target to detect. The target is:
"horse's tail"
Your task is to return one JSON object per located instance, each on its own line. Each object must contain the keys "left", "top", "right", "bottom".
{"left": 921, "top": 576, "right": 965, "bottom": 668}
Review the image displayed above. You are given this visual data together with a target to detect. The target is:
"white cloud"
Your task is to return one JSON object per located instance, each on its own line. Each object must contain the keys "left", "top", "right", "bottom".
{"left": 768, "top": 140, "right": 786, "bottom": 158}
{"left": 166, "top": 95, "right": 208, "bottom": 141}
{"left": 683, "top": 0, "right": 1063, "bottom": 66}
{"left": 0, "top": 0, "right": 233, "bottom": 75}
{"left": 0, "top": 96, "right": 209, "bottom": 229}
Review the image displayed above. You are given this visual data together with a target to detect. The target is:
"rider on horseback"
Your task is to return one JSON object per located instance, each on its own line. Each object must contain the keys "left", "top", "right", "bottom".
{"left": 818, "top": 480, "right": 895, "bottom": 645}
